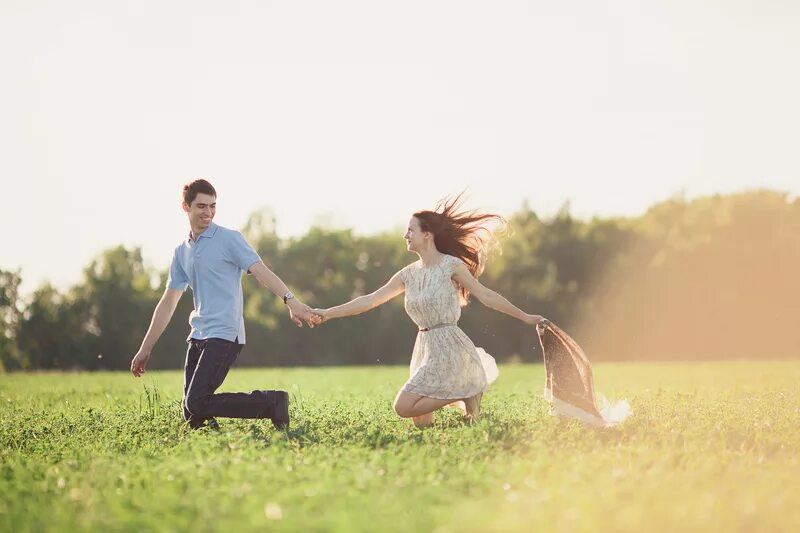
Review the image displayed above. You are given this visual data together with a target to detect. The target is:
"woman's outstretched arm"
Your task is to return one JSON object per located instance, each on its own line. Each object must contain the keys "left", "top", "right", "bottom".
{"left": 451, "top": 261, "right": 545, "bottom": 326}
{"left": 315, "top": 271, "right": 405, "bottom": 321}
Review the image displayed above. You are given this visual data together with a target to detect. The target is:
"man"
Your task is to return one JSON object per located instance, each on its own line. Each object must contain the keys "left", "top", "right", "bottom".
{"left": 130, "top": 179, "right": 319, "bottom": 430}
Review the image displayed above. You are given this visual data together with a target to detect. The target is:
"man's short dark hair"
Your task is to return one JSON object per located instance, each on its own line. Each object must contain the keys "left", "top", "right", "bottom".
{"left": 183, "top": 179, "right": 217, "bottom": 206}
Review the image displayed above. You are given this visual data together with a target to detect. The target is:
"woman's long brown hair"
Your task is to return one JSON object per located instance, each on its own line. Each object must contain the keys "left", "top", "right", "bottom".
{"left": 413, "top": 193, "right": 506, "bottom": 304}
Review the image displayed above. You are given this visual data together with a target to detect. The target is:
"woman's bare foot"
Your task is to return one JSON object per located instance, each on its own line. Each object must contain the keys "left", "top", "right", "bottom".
{"left": 445, "top": 400, "right": 467, "bottom": 416}
{"left": 412, "top": 413, "right": 434, "bottom": 428}
{"left": 463, "top": 392, "right": 483, "bottom": 422}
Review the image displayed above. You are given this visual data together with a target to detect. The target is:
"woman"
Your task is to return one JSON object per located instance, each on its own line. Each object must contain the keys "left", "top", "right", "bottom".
{"left": 313, "top": 196, "right": 547, "bottom": 427}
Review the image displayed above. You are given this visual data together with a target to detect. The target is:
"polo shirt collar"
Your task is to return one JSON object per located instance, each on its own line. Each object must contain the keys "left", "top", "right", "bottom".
{"left": 188, "top": 222, "right": 219, "bottom": 243}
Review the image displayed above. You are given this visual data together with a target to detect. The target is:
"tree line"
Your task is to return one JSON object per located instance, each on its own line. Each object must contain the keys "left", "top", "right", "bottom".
{"left": 1, "top": 190, "right": 798, "bottom": 371}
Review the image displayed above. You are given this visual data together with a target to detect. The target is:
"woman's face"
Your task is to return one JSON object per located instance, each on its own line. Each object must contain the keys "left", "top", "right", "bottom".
{"left": 403, "top": 216, "right": 429, "bottom": 252}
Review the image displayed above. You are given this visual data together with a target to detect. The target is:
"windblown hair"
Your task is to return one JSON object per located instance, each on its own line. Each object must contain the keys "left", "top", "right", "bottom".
{"left": 183, "top": 179, "right": 217, "bottom": 206}
{"left": 413, "top": 193, "right": 506, "bottom": 304}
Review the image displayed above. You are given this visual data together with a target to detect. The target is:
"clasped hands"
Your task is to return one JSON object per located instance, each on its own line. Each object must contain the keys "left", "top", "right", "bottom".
{"left": 286, "top": 299, "right": 328, "bottom": 328}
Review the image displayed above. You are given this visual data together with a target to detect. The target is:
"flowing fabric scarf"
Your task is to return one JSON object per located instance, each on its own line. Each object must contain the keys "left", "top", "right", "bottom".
{"left": 536, "top": 320, "right": 632, "bottom": 427}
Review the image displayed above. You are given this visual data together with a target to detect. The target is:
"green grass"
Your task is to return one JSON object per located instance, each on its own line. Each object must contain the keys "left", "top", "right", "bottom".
{"left": 1, "top": 362, "right": 799, "bottom": 532}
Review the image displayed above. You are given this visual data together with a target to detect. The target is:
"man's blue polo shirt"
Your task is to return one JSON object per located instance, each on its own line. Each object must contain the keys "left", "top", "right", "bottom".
{"left": 166, "top": 222, "right": 261, "bottom": 344}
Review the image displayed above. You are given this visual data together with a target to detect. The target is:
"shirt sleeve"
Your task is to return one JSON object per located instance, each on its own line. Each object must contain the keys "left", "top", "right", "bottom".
{"left": 445, "top": 254, "right": 458, "bottom": 274}
{"left": 166, "top": 251, "right": 189, "bottom": 291}
{"left": 397, "top": 263, "right": 412, "bottom": 285}
{"left": 227, "top": 230, "right": 262, "bottom": 271}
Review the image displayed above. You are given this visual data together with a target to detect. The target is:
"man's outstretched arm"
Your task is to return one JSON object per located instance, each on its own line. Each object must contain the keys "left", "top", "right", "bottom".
{"left": 246, "top": 261, "right": 320, "bottom": 327}
{"left": 130, "top": 288, "right": 184, "bottom": 377}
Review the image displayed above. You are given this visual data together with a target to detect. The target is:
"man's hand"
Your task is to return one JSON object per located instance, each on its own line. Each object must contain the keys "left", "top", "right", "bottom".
{"left": 287, "top": 299, "right": 323, "bottom": 328}
{"left": 131, "top": 349, "right": 151, "bottom": 377}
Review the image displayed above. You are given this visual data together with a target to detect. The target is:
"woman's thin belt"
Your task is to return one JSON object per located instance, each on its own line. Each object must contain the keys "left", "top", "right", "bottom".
{"left": 419, "top": 323, "right": 457, "bottom": 332}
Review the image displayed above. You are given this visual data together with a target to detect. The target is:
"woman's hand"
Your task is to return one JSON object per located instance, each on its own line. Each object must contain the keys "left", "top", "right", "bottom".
{"left": 524, "top": 314, "right": 548, "bottom": 326}
{"left": 311, "top": 308, "right": 330, "bottom": 324}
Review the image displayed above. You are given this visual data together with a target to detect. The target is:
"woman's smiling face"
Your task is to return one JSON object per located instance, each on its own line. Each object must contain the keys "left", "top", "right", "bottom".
{"left": 404, "top": 216, "right": 429, "bottom": 252}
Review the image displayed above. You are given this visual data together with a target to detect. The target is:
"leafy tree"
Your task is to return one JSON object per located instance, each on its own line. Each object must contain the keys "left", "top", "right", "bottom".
{"left": 79, "top": 246, "right": 160, "bottom": 369}
{"left": 0, "top": 269, "right": 22, "bottom": 371}
{"left": 16, "top": 284, "right": 94, "bottom": 369}
{"left": 7, "top": 190, "right": 800, "bottom": 369}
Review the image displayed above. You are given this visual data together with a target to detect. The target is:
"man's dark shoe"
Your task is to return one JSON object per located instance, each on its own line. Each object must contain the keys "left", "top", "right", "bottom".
{"left": 271, "top": 391, "right": 289, "bottom": 430}
{"left": 187, "top": 417, "right": 220, "bottom": 430}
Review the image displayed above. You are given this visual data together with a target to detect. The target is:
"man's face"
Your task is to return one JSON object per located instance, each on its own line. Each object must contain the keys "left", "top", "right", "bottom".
{"left": 183, "top": 192, "right": 216, "bottom": 232}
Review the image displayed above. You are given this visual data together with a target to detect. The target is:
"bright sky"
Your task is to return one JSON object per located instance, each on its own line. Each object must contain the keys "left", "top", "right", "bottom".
{"left": 3, "top": 0, "right": 799, "bottom": 296}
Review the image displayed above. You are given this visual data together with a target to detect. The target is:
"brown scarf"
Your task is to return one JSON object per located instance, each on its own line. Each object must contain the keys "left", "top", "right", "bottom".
{"left": 536, "top": 321, "right": 602, "bottom": 418}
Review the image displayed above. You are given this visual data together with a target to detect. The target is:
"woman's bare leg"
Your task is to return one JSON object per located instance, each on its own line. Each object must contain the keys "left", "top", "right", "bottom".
{"left": 393, "top": 390, "right": 453, "bottom": 419}
{"left": 463, "top": 392, "right": 484, "bottom": 421}
{"left": 445, "top": 400, "right": 467, "bottom": 416}
{"left": 412, "top": 413, "right": 434, "bottom": 428}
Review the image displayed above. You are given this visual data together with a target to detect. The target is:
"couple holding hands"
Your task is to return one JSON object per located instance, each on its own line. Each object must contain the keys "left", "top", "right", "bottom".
{"left": 131, "top": 179, "right": 548, "bottom": 430}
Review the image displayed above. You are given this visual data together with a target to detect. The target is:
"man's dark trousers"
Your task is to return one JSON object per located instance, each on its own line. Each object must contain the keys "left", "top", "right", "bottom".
{"left": 182, "top": 338, "right": 280, "bottom": 428}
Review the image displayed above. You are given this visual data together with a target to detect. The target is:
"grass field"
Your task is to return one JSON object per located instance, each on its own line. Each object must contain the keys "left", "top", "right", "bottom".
{"left": 1, "top": 362, "right": 798, "bottom": 532}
